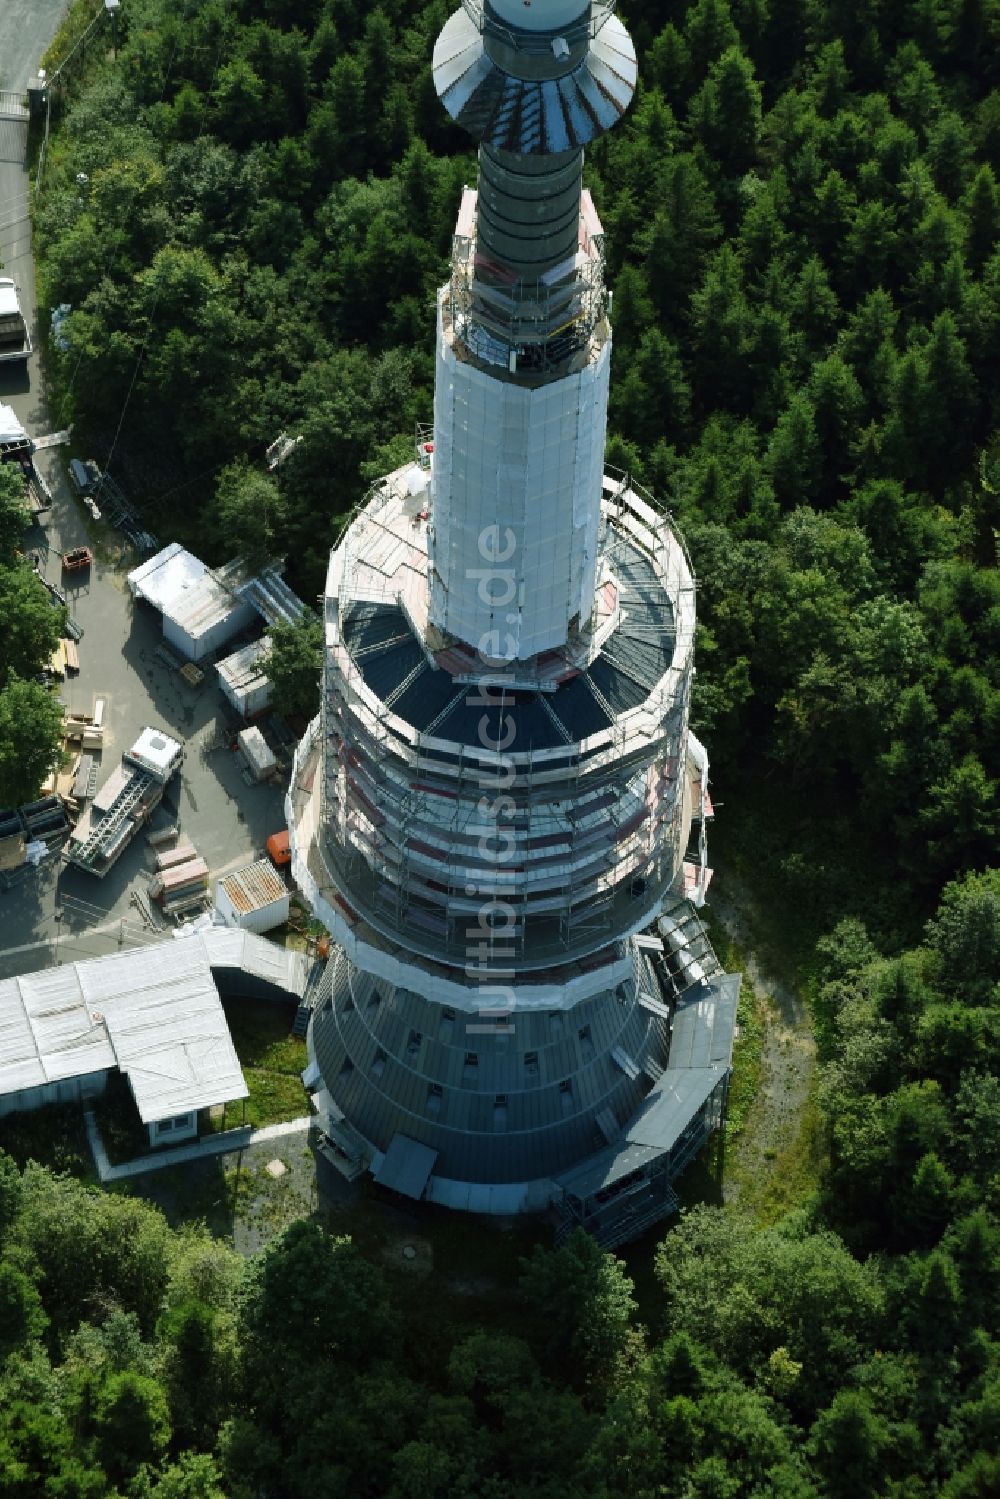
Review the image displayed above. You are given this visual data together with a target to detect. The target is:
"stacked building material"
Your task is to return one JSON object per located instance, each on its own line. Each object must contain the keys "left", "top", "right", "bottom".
{"left": 150, "top": 856, "right": 209, "bottom": 914}
{"left": 155, "top": 837, "right": 197, "bottom": 870}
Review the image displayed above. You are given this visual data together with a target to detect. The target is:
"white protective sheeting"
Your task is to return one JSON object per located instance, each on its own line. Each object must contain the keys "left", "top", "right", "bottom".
{"left": 128, "top": 544, "right": 256, "bottom": 661}
{"left": 197, "top": 926, "right": 310, "bottom": 998}
{"left": 429, "top": 315, "right": 610, "bottom": 659}
{"left": 79, "top": 942, "right": 247, "bottom": 1123}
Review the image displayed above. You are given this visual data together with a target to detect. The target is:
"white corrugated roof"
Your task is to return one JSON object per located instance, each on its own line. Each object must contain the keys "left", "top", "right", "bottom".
{"left": 197, "top": 927, "right": 309, "bottom": 996}
{"left": 217, "top": 636, "right": 272, "bottom": 690}
{"left": 0, "top": 943, "right": 246, "bottom": 1122}
{"left": 127, "top": 544, "right": 245, "bottom": 642}
{"left": 80, "top": 943, "right": 247, "bottom": 1122}
{"left": 128, "top": 542, "right": 207, "bottom": 611}
{"left": 0, "top": 967, "right": 116, "bottom": 1096}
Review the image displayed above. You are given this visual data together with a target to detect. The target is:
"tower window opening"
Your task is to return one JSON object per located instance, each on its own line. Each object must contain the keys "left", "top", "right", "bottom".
{"left": 427, "top": 1083, "right": 443, "bottom": 1117}
{"left": 339, "top": 1058, "right": 354, "bottom": 1079}
{"left": 524, "top": 1050, "right": 539, "bottom": 1077}
{"left": 371, "top": 1049, "right": 387, "bottom": 1080}
{"left": 407, "top": 1029, "right": 423, "bottom": 1056}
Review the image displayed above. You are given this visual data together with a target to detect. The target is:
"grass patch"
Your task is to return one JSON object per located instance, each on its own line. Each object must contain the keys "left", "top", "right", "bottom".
{"left": 238, "top": 1069, "right": 309, "bottom": 1131}
{"left": 223, "top": 996, "right": 304, "bottom": 1073}
{"left": 736, "top": 1076, "right": 826, "bottom": 1228}
{"left": 213, "top": 997, "right": 308, "bottom": 1130}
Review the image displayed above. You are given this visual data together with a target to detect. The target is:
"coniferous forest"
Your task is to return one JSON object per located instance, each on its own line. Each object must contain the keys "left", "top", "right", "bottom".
{"left": 2, "top": 0, "right": 997, "bottom": 1494}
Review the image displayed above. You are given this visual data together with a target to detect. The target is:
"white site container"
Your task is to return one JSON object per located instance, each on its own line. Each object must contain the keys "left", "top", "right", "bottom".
{"left": 238, "top": 726, "right": 277, "bottom": 782}
{"left": 128, "top": 543, "right": 257, "bottom": 662}
{"left": 215, "top": 858, "right": 289, "bottom": 935}
{"left": 216, "top": 636, "right": 272, "bottom": 718}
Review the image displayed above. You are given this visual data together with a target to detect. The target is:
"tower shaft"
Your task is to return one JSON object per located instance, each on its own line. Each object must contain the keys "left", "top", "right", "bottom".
{"left": 427, "top": 0, "right": 636, "bottom": 661}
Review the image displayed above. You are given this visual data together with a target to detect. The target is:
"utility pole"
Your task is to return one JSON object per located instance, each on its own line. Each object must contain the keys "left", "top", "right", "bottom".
{"left": 104, "top": 0, "right": 120, "bottom": 60}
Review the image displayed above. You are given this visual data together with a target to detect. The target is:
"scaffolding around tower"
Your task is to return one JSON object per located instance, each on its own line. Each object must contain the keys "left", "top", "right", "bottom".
{"left": 284, "top": 0, "right": 736, "bottom": 1244}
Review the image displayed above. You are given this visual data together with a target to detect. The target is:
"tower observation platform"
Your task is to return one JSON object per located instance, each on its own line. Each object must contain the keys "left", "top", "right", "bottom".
{"left": 287, "top": 0, "right": 736, "bottom": 1241}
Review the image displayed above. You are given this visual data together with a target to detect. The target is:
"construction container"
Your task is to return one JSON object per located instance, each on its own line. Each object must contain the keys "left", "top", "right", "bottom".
{"left": 215, "top": 859, "right": 289, "bottom": 935}
{"left": 216, "top": 636, "right": 272, "bottom": 718}
{"left": 238, "top": 726, "right": 276, "bottom": 782}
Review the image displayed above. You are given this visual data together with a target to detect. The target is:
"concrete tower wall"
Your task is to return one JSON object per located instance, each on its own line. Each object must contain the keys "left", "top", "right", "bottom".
{"left": 429, "top": 319, "right": 609, "bottom": 657}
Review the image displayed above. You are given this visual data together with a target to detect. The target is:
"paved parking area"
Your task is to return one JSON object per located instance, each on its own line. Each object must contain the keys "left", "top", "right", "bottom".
{"left": 0, "top": 6, "right": 287, "bottom": 980}
{"left": 0, "top": 511, "right": 287, "bottom": 978}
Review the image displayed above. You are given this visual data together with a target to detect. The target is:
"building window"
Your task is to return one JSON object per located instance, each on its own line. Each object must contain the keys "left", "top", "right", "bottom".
{"left": 439, "top": 1007, "right": 455, "bottom": 1041}
{"left": 494, "top": 1094, "right": 508, "bottom": 1130}
{"left": 371, "top": 1049, "right": 386, "bottom": 1080}
{"left": 559, "top": 1080, "right": 574, "bottom": 1116}
{"left": 339, "top": 1058, "right": 354, "bottom": 1080}
{"left": 427, "top": 1083, "right": 443, "bottom": 1117}
{"left": 407, "top": 1029, "right": 423, "bottom": 1056}
{"left": 524, "top": 1051, "right": 539, "bottom": 1077}
{"left": 464, "top": 1052, "right": 478, "bottom": 1068}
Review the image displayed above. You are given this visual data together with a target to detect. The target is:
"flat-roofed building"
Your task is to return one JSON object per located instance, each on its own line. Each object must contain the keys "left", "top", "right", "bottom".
{"left": 0, "top": 941, "right": 248, "bottom": 1147}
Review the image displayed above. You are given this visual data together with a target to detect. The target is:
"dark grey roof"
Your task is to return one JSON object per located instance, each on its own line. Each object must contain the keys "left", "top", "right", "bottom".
{"left": 551, "top": 971, "right": 740, "bottom": 1200}
{"left": 667, "top": 975, "right": 740, "bottom": 1071}
{"left": 553, "top": 1068, "right": 724, "bottom": 1200}
{"left": 339, "top": 531, "right": 674, "bottom": 748}
{"left": 373, "top": 1133, "right": 438, "bottom": 1200}
{"left": 311, "top": 948, "right": 670, "bottom": 1185}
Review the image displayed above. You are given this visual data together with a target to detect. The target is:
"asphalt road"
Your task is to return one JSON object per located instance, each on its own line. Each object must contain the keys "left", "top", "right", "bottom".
{"left": 0, "top": 0, "right": 68, "bottom": 95}
{"left": 0, "top": 0, "right": 68, "bottom": 408}
{"left": 0, "top": 5, "right": 288, "bottom": 979}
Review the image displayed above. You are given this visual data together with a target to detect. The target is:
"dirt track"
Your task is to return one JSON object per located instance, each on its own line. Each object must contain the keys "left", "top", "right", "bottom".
{"left": 710, "top": 876, "right": 819, "bottom": 1215}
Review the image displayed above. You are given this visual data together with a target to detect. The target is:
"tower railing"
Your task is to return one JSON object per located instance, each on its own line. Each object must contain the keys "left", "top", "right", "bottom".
{"left": 460, "top": 0, "right": 617, "bottom": 48}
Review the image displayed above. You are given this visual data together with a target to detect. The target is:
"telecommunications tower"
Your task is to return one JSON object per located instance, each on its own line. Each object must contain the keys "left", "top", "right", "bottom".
{"left": 287, "top": 0, "right": 737, "bottom": 1245}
